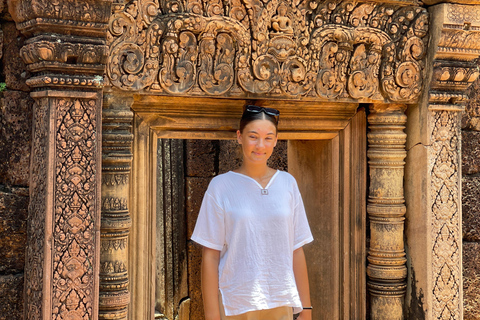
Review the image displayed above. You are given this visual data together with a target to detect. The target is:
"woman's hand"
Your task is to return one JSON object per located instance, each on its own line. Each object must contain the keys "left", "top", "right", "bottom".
{"left": 297, "top": 309, "right": 312, "bottom": 320}
{"left": 202, "top": 247, "right": 222, "bottom": 320}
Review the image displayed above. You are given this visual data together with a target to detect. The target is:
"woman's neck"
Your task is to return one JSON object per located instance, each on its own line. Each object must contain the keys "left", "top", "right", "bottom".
{"left": 236, "top": 163, "right": 273, "bottom": 181}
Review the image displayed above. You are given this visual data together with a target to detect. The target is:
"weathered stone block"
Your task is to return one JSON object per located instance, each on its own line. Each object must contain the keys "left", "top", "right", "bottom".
{"left": 0, "top": 274, "right": 23, "bottom": 319}
{"left": 186, "top": 140, "right": 216, "bottom": 177}
{"left": 268, "top": 140, "right": 288, "bottom": 171}
{"left": 2, "top": 22, "right": 29, "bottom": 92}
{"left": 219, "top": 140, "right": 242, "bottom": 174}
{"left": 463, "top": 242, "right": 480, "bottom": 320}
{"left": 0, "top": 90, "right": 33, "bottom": 186}
{"left": 0, "top": 187, "right": 28, "bottom": 273}
{"left": 462, "top": 131, "right": 480, "bottom": 175}
{"left": 188, "top": 240, "right": 204, "bottom": 320}
{"left": 186, "top": 177, "right": 211, "bottom": 238}
{"left": 463, "top": 176, "right": 480, "bottom": 242}
{"left": 463, "top": 75, "right": 480, "bottom": 131}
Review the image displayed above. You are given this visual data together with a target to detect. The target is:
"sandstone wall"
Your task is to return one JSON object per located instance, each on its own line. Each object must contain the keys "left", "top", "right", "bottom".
{"left": 462, "top": 68, "right": 480, "bottom": 320}
{"left": 0, "top": 6, "right": 33, "bottom": 318}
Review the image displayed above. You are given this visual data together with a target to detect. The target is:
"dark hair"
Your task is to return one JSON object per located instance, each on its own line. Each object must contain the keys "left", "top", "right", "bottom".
{"left": 239, "top": 105, "right": 279, "bottom": 133}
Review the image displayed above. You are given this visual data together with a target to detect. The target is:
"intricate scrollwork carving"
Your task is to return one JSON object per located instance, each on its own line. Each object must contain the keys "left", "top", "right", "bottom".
{"left": 52, "top": 97, "right": 99, "bottom": 320}
{"left": 429, "top": 110, "right": 462, "bottom": 320}
{"left": 416, "top": 3, "right": 480, "bottom": 319}
{"left": 107, "top": 0, "right": 429, "bottom": 102}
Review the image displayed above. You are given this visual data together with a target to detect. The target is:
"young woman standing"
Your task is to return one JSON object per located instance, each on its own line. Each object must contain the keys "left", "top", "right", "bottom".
{"left": 191, "top": 105, "right": 314, "bottom": 320}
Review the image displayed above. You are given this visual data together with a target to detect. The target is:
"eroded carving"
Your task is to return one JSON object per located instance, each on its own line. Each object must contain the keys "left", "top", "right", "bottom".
{"left": 9, "top": 0, "right": 112, "bottom": 36}
{"left": 100, "top": 95, "right": 134, "bottom": 320}
{"left": 107, "top": 0, "right": 429, "bottom": 102}
{"left": 446, "top": 4, "right": 480, "bottom": 25}
{"left": 430, "top": 110, "right": 461, "bottom": 320}
{"left": 20, "top": 36, "right": 108, "bottom": 72}
{"left": 367, "top": 104, "right": 408, "bottom": 319}
{"left": 419, "top": 4, "right": 480, "bottom": 319}
{"left": 24, "top": 99, "right": 49, "bottom": 320}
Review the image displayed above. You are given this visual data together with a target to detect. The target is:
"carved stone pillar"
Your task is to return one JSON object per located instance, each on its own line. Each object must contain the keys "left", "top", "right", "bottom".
{"left": 405, "top": 3, "right": 480, "bottom": 319}
{"left": 100, "top": 94, "right": 134, "bottom": 319}
{"left": 7, "top": 0, "right": 112, "bottom": 319}
{"left": 367, "top": 104, "right": 407, "bottom": 320}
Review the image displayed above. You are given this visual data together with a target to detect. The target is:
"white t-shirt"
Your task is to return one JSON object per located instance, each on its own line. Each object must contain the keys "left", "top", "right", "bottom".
{"left": 191, "top": 170, "right": 314, "bottom": 316}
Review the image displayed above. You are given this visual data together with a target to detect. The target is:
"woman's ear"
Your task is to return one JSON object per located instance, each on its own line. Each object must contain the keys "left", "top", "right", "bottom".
{"left": 236, "top": 130, "right": 242, "bottom": 144}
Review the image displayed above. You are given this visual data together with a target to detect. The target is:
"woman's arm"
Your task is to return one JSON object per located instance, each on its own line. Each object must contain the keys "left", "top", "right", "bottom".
{"left": 201, "top": 247, "right": 221, "bottom": 320}
{"left": 293, "top": 247, "right": 312, "bottom": 320}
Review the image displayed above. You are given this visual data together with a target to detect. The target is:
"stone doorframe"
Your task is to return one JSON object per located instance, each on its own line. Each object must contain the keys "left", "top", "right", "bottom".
{"left": 7, "top": 0, "right": 480, "bottom": 319}
{"left": 120, "top": 96, "right": 366, "bottom": 319}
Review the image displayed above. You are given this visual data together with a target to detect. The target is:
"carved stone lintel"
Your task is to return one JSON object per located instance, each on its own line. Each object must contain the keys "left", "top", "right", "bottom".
{"left": 106, "top": 0, "right": 429, "bottom": 103}
{"left": 100, "top": 93, "right": 134, "bottom": 320}
{"left": 367, "top": 104, "right": 407, "bottom": 320}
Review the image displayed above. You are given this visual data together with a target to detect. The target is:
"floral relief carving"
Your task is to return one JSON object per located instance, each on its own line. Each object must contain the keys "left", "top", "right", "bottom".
{"left": 430, "top": 111, "right": 461, "bottom": 320}
{"left": 9, "top": 0, "right": 111, "bottom": 24}
{"left": 446, "top": 4, "right": 480, "bottom": 25}
{"left": 107, "top": 0, "right": 429, "bottom": 102}
{"left": 25, "top": 99, "right": 49, "bottom": 320}
{"left": 52, "top": 98, "right": 98, "bottom": 320}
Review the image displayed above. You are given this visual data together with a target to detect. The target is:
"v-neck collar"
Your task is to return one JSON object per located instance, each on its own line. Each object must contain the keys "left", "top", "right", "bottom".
{"left": 230, "top": 170, "right": 280, "bottom": 190}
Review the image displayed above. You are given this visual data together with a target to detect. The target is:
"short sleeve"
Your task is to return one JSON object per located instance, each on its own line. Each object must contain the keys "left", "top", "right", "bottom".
{"left": 191, "top": 191, "right": 225, "bottom": 251}
{"left": 293, "top": 184, "right": 314, "bottom": 250}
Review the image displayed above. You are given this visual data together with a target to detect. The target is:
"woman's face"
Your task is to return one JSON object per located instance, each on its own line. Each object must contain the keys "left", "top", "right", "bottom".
{"left": 237, "top": 119, "right": 278, "bottom": 165}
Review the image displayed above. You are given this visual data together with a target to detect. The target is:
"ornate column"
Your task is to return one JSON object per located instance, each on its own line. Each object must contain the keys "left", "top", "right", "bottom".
{"left": 405, "top": 2, "right": 480, "bottom": 319}
{"left": 367, "top": 104, "right": 408, "bottom": 320}
{"left": 7, "top": 0, "right": 112, "bottom": 319}
{"left": 100, "top": 94, "right": 133, "bottom": 319}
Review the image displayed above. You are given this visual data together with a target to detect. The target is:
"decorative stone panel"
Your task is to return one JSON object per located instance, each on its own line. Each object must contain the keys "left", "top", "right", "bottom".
{"left": 106, "top": 0, "right": 429, "bottom": 103}
{"left": 405, "top": 3, "right": 480, "bottom": 320}
{"left": 26, "top": 91, "right": 102, "bottom": 320}
{"left": 8, "top": 0, "right": 112, "bottom": 319}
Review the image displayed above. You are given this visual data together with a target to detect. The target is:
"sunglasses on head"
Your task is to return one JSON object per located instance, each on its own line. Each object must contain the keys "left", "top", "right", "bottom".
{"left": 245, "top": 105, "right": 280, "bottom": 118}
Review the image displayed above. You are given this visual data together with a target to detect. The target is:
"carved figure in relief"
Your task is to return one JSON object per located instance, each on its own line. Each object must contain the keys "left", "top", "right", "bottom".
{"left": 271, "top": 3, "right": 293, "bottom": 35}
{"left": 192, "top": 106, "right": 314, "bottom": 320}
{"left": 106, "top": 0, "right": 429, "bottom": 102}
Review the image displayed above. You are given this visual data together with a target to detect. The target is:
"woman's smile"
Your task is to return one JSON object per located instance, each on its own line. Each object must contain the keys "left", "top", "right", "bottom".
{"left": 237, "top": 119, "right": 278, "bottom": 165}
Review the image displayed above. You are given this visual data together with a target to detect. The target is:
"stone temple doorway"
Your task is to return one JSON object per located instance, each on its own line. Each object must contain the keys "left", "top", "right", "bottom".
{"left": 126, "top": 95, "right": 367, "bottom": 319}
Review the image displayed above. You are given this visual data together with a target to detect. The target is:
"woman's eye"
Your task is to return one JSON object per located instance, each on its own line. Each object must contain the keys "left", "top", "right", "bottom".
{"left": 249, "top": 135, "right": 256, "bottom": 139}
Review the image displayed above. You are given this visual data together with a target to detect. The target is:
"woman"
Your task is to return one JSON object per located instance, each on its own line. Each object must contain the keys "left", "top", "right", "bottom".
{"left": 191, "top": 105, "right": 314, "bottom": 320}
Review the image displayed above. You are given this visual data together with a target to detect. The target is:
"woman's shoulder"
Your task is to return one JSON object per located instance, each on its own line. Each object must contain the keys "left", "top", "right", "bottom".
{"left": 275, "top": 170, "right": 296, "bottom": 182}
{"left": 207, "top": 171, "right": 236, "bottom": 189}
{"left": 274, "top": 170, "right": 301, "bottom": 191}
